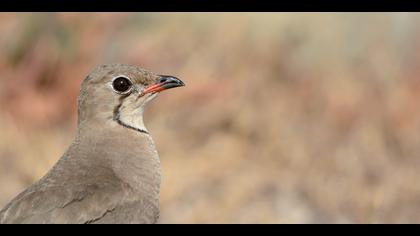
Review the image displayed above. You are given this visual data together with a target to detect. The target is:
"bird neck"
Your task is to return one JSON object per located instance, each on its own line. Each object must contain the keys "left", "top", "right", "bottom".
{"left": 73, "top": 124, "right": 161, "bottom": 200}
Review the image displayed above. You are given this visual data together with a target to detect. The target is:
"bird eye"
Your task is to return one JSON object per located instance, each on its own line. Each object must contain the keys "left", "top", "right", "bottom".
{"left": 112, "top": 76, "right": 133, "bottom": 93}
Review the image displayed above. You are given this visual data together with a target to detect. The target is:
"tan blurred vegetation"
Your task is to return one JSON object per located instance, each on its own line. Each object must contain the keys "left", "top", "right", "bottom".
{"left": 1, "top": 13, "right": 420, "bottom": 223}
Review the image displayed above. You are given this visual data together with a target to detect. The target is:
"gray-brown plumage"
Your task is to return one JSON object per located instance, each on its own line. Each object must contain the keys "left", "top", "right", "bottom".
{"left": 0, "top": 64, "right": 185, "bottom": 224}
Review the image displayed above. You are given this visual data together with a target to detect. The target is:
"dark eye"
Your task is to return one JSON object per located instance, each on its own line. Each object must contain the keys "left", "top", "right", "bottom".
{"left": 112, "top": 76, "right": 132, "bottom": 93}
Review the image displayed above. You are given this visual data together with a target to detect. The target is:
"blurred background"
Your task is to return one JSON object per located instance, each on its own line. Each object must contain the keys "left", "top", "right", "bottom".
{"left": 1, "top": 13, "right": 420, "bottom": 223}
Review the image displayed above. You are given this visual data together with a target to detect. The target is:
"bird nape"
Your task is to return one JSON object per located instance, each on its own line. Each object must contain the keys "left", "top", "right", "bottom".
{"left": 0, "top": 64, "right": 185, "bottom": 224}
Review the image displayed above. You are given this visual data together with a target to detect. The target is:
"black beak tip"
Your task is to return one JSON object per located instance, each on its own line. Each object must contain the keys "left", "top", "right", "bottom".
{"left": 159, "top": 75, "right": 185, "bottom": 87}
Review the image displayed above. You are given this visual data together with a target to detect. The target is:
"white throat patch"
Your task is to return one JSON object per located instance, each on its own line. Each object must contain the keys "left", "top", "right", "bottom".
{"left": 116, "top": 93, "right": 158, "bottom": 134}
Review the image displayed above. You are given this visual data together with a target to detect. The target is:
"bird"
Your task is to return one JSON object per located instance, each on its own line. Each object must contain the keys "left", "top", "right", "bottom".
{"left": 0, "top": 64, "right": 185, "bottom": 224}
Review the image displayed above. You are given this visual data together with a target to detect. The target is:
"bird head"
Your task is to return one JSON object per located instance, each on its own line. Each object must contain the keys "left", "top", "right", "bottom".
{"left": 77, "top": 64, "right": 185, "bottom": 134}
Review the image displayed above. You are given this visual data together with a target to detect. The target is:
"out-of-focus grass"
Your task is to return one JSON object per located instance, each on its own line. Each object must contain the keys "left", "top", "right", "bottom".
{"left": 1, "top": 13, "right": 420, "bottom": 223}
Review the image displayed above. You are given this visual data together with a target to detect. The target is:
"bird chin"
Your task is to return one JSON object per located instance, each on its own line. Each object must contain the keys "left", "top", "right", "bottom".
{"left": 145, "top": 92, "right": 159, "bottom": 103}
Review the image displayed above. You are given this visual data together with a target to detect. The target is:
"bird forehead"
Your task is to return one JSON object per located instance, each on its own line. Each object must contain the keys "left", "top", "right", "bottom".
{"left": 87, "top": 64, "right": 157, "bottom": 86}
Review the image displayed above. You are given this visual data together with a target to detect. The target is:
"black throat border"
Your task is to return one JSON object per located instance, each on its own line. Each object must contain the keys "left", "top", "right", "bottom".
{"left": 113, "top": 102, "right": 149, "bottom": 135}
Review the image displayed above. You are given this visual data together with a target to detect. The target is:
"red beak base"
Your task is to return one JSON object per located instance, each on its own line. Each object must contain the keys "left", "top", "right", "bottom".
{"left": 142, "top": 76, "right": 185, "bottom": 95}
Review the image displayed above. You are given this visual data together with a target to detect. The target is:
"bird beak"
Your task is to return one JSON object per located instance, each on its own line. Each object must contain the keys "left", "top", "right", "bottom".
{"left": 142, "top": 75, "right": 185, "bottom": 95}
